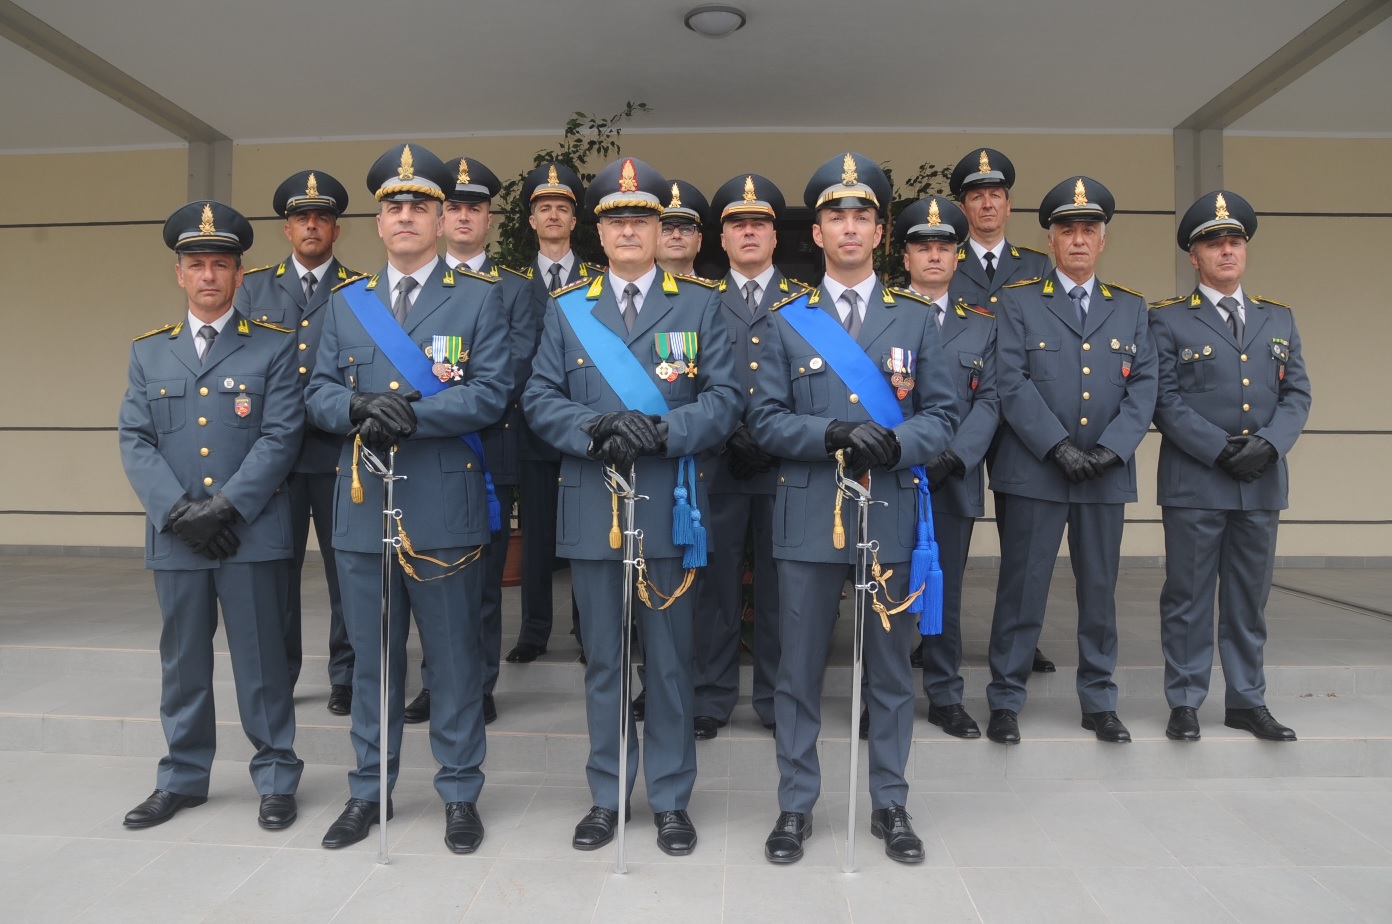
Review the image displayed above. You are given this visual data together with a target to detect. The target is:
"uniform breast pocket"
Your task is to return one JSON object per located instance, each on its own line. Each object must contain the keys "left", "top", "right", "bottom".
{"left": 424, "top": 337, "right": 472, "bottom": 385}
{"left": 1267, "top": 342, "right": 1290, "bottom": 393}
{"left": 219, "top": 375, "right": 266, "bottom": 428}
{"left": 440, "top": 450, "right": 482, "bottom": 534}
{"left": 249, "top": 307, "right": 288, "bottom": 325}
{"left": 790, "top": 355, "right": 830, "bottom": 413}
{"left": 564, "top": 348, "right": 602, "bottom": 405}
{"left": 1177, "top": 350, "right": 1216, "bottom": 393}
{"left": 337, "top": 346, "right": 376, "bottom": 391}
{"left": 145, "top": 379, "right": 186, "bottom": 433}
{"left": 1109, "top": 341, "right": 1138, "bottom": 387}
{"left": 1025, "top": 339, "right": 1057, "bottom": 381}
{"left": 957, "top": 352, "right": 984, "bottom": 402}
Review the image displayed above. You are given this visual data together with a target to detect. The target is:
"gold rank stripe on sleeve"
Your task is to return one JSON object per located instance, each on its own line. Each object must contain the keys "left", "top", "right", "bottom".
{"left": 455, "top": 266, "right": 500, "bottom": 284}
{"left": 1251, "top": 294, "right": 1291, "bottom": 308}
{"left": 1149, "top": 295, "right": 1186, "bottom": 309}
{"left": 1106, "top": 281, "right": 1145, "bottom": 298}
{"left": 889, "top": 287, "right": 932, "bottom": 306}
{"left": 552, "top": 278, "right": 590, "bottom": 297}
{"left": 133, "top": 322, "right": 178, "bottom": 341}
{"left": 675, "top": 273, "right": 717, "bottom": 288}
{"left": 242, "top": 263, "right": 277, "bottom": 276}
{"left": 251, "top": 319, "right": 294, "bottom": 333}
{"left": 332, "top": 273, "right": 370, "bottom": 292}
{"left": 1002, "top": 277, "right": 1041, "bottom": 289}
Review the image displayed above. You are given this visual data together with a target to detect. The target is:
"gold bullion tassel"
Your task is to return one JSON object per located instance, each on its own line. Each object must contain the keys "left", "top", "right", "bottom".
{"left": 609, "top": 491, "right": 622, "bottom": 549}
{"left": 831, "top": 449, "right": 847, "bottom": 549}
{"left": 350, "top": 433, "right": 365, "bottom": 504}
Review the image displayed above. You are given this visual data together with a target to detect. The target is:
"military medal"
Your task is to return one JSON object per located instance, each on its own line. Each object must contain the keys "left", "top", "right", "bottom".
{"left": 654, "top": 333, "right": 678, "bottom": 381}
{"left": 1121, "top": 359, "right": 1132, "bottom": 378}
{"left": 683, "top": 331, "right": 699, "bottom": 377}
{"left": 223, "top": 377, "right": 235, "bottom": 389}
{"left": 234, "top": 395, "right": 251, "bottom": 418}
{"left": 888, "top": 347, "right": 915, "bottom": 399}
{"left": 431, "top": 335, "right": 465, "bottom": 382}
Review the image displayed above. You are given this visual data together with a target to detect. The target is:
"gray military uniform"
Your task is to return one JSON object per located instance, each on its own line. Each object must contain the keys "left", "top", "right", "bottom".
{"left": 949, "top": 240, "right": 1051, "bottom": 315}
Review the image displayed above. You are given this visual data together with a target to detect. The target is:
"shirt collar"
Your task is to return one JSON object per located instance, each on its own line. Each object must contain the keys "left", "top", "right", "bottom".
{"left": 447, "top": 251, "right": 488, "bottom": 273}
{"left": 289, "top": 255, "right": 329, "bottom": 285}
{"left": 969, "top": 237, "right": 1005, "bottom": 264}
{"left": 536, "top": 250, "right": 575, "bottom": 280}
{"left": 1198, "top": 283, "right": 1245, "bottom": 312}
{"left": 821, "top": 273, "right": 876, "bottom": 317}
{"left": 1055, "top": 268, "right": 1096, "bottom": 300}
{"left": 728, "top": 265, "right": 776, "bottom": 296}
{"left": 386, "top": 256, "right": 439, "bottom": 298}
{"left": 187, "top": 305, "right": 236, "bottom": 335}
{"left": 607, "top": 264, "right": 659, "bottom": 308}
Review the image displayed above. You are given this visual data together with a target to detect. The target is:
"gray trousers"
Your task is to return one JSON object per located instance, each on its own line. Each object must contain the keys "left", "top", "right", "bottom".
{"left": 1160, "top": 506, "right": 1278, "bottom": 709}
{"left": 921, "top": 509, "right": 976, "bottom": 706}
{"left": 152, "top": 561, "right": 302, "bottom": 797}
{"left": 774, "top": 560, "right": 916, "bottom": 814}
{"left": 516, "top": 459, "right": 559, "bottom": 648}
{"left": 692, "top": 491, "right": 780, "bottom": 726}
{"left": 479, "top": 523, "right": 511, "bottom": 696}
{"left": 572, "top": 557, "right": 696, "bottom": 813}
{"left": 287, "top": 470, "right": 353, "bottom": 687}
{"left": 337, "top": 547, "right": 486, "bottom": 804}
{"left": 987, "top": 494, "right": 1124, "bottom": 714}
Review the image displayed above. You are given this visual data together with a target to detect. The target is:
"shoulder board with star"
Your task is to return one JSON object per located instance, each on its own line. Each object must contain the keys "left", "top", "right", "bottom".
{"left": 336, "top": 265, "right": 363, "bottom": 281}
{"left": 675, "top": 273, "right": 717, "bottom": 288}
{"left": 786, "top": 277, "right": 811, "bottom": 290}
{"left": 454, "top": 266, "right": 498, "bottom": 284}
{"left": 501, "top": 265, "right": 530, "bottom": 279}
{"left": 1015, "top": 245, "right": 1049, "bottom": 257}
{"left": 769, "top": 290, "right": 810, "bottom": 312}
{"left": 332, "top": 273, "right": 370, "bottom": 292}
{"left": 578, "top": 262, "right": 605, "bottom": 277}
{"left": 890, "top": 287, "right": 932, "bottom": 307}
{"left": 251, "top": 319, "right": 294, "bottom": 333}
{"left": 963, "top": 300, "right": 995, "bottom": 319}
{"left": 1106, "top": 282, "right": 1144, "bottom": 298}
{"left": 1149, "top": 295, "right": 1186, "bottom": 310}
{"left": 552, "top": 278, "right": 589, "bottom": 297}
{"left": 242, "top": 263, "right": 277, "bottom": 276}
{"left": 133, "top": 322, "right": 178, "bottom": 342}
{"left": 1251, "top": 294, "right": 1290, "bottom": 309}
{"left": 1002, "top": 277, "right": 1041, "bottom": 289}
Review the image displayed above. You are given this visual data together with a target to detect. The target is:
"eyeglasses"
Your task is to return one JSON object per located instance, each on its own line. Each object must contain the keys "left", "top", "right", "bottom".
{"left": 661, "top": 224, "right": 699, "bottom": 238}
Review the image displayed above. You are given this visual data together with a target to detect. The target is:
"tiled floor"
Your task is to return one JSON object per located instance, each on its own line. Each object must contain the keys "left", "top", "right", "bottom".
{"left": 1, "top": 555, "right": 1390, "bottom": 922}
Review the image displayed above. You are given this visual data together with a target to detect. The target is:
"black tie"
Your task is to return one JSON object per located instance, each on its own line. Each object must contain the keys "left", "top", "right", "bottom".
{"left": 983, "top": 251, "right": 996, "bottom": 282}
{"left": 302, "top": 271, "right": 316, "bottom": 302}
{"left": 548, "top": 264, "right": 563, "bottom": 294}
{"left": 1069, "top": 285, "right": 1088, "bottom": 327}
{"left": 1219, "top": 295, "right": 1244, "bottom": 343}
{"left": 841, "top": 290, "right": 862, "bottom": 339}
{"left": 743, "top": 281, "right": 760, "bottom": 316}
{"left": 621, "top": 283, "right": 640, "bottom": 333}
{"left": 393, "top": 276, "right": 418, "bottom": 325}
{"left": 197, "top": 324, "right": 217, "bottom": 365}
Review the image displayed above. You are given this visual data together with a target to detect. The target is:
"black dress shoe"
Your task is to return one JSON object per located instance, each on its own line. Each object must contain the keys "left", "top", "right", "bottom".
{"left": 123, "top": 789, "right": 207, "bottom": 828}
{"left": 1082, "top": 711, "right": 1132, "bottom": 743}
{"left": 444, "top": 802, "right": 484, "bottom": 854}
{"left": 258, "top": 793, "right": 297, "bottom": 830}
{"left": 910, "top": 640, "right": 924, "bottom": 669}
{"left": 928, "top": 703, "right": 981, "bottom": 739}
{"left": 572, "top": 804, "right": 629, "bottom": 850}
{"left": 858, "top": 707, "right": 869, "bottom": 741}
{"left": 322, "top": 798, "right": 393, "bottom": 849}
{"left": 693, "top": 716, "right": 725, "bottom": 740}
{"left": 505, "top": 642, "right": 546, "bottom": 663}
{"left": 870, "top": 804, "right": 925, "bottom": 864}
{"left": 764, "top": 811, "right": 812, "bottom": 864}
{"left": 1166, "top": 706, "right": 1201, "bottom": 741}
{"left": 1032, "top": 648, "right": 1056, "bottom": 673}
{"left": 1225, "top": 706, "right": 1296, "bottom": 741}
{"left": 483, "top": 693, "right": 497, "bottom": 725}
{"left": 403, "top": 688, "right": 431, "bottom": 724}
{"left": 654, "top": 809, "right": 697, "bottom": 856}
{"left": 986, "top": 709, "right": 1020, "bottom": 744}
{"left": 327, "top": 684, "right": 352, "bottom": 716}
{"left": 631, "top": 689, "right": 646, "bottom": 722}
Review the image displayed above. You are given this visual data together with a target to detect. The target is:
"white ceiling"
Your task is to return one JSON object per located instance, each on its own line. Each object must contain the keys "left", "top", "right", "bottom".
{"left": 2, "top": 0, "right": 1388, "bottom": 154}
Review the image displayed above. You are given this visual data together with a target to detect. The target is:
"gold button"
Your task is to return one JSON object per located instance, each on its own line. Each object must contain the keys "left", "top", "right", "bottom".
{"left": 299, "top": 343, "right": 308, "bottom": 351}
{"left": 389, "top": 381, "right": 400, "bottom": 390}
{"left": 159, "top": 388, "right": 167, "bottom": 396}
{"left": 1240, "top": 354, "right": 1248, "bottom": 362}
{"left": 780, "top": 475, "right": 786, "bottom": 483}
{"left": 699, "top": 471, "right": 705, "bottom": 478}
{"left": 557, "top": 476, "right": 563, "bottom": 484}
{"left": 200, "top": 448, "right": 209, "bottom": 457}
{"left": 913, "top": 477, "right": 920, "bottom": 485}
{"left": 1083, "top": 367, "right": 1091, "bottom": 375}
{"left": 336, "top": 466, "right": 340, "bottom": 473}
{"left": 299, "top": 367, "right": 308, "bottom": 375}
{"left": 1242, "top": 403, "right": 1250, "bottom": 412}
{"left": 1242, "top": 378, "right": 1250, "bottom": 387}
{"left": 990, "top": 296, "right": 998, "bottom": 303}
{"left": 798, "top": 367, "right": 806, "bottom": 374}
{"left": 1082, "top": 391, "right": 1091, "bottom": 400}
{"left": 198, "top": 417, "right": 207, "bottom": 426}
{"left": 751, "top": 336, "right": 760, "bottom": 344}
{"left": 1083, "top": 343, "right": 1091, "bottom": 351}
{"left": 239, "top": 384, "right": 246, "bottom": 391}
{"left": 301, "top": 320, "right": 309, "bottom": 328}
{"left": 260, "top": 315, "right": 268, "bottom": 321}
{"left": 849, "top": 394, "right": 859, "bottom": 404}
{"left": 748, "top": 387, "right": 755, "bottom": 395}
{"left": 202, "top": 476, "right": 213, "bottom": 487}
{"left": 348, "top": 356, "right": 355, "bottom": 363}
{"left": 1241, "top": 429, "right": 1250, "bottom": 435}
{"left": 1038, "top": 342, "right": 1046, "bottom": 349}
{"left": 504, "top": 423, "right": 510, "bottom": 429}
{"left": 576, "top": 358, "right": 585, "bottom": 366}
{"left": 199, "top": 387, "right": 208, "bottom": 396}
{"left": 1080, "top": 417, "right": 1089, "bottom": 426}
{"left": 467, "top": 462, "right": 473, "bottom": 470}
{"left": 749, "top": 361, "right": 759, "bottom": 371}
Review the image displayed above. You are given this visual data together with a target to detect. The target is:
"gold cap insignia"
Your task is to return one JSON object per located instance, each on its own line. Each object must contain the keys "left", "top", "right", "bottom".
{"left": 619, "top": 159, "right": 638, "bottom": 193}
{"left": 199, "top": 203, "right": 216, "bottom": 236}
{"left": 457, "top": 158, "right": 470, "bottom": 185}
{"left": 398, "top": 145, "right": 415, "bottom": 181}
{"left": 842, "top": 153, "right": 858, "bottom": 186}
{"left": 1073, "top": 178, "right": 1088, "bottom": 207}
{"left": 669, "top": 182, "right": 682, "bottom": 209}
{"left": 978, "top": 150, "right": 991, "bottom": 173}
{"left": 927, "top": 198, "right": 941, "bottom": 226}
{"left": 743, "top": 175, "right": 756, "bottom": 202}
{"left": 547, "top": 164, "right": 559, "bottom": 185}
{"left": 306, "top": 173, "right": 319, "bottom": 197}
{"left": 1215, "top": 192, "right": 1229, "bottom": 221}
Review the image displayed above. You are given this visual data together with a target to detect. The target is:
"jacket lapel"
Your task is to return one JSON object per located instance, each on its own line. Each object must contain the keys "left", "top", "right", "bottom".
{"left": 625, "top": 274, "right": 677, "bottom": 347}
{"left": 1082, "top": 284, "right": 1116, "bottom": 339}
{"left": 1240, "top": 297, "right": 1268, "bottom": 350}
{"left": 402, "top": 262, "right": 453, "bottom": 335}
{"left": 1192, "top": 290, "right": 1237, "bottom": 345}
{"left": 1043, "top": 275, "right": 1083, "bottom": 335}
{"left": 276, "top": 259, "right": 307, "bottom": 309}
{"left": 956, "top": 246, "right": 988, "bottom": 291}
{"left": 938, "top": 302, "right": 966, "bottom": 347}
{"left": 855, "top": 282, "right": 894, "bottom": 350}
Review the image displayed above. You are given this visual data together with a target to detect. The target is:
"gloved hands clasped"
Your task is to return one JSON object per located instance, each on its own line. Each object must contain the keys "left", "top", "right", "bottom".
{"left": 585, "top": 411, "right": 668, "bottom": 472}
{"left": 1049, "top": 439, "right": 1122, "bottom": 485}
{"left": 1218, "top": 435, "right": 1276, "bottom": 482}
{"left": 824, "top": 419, "right": 901, "bottom": 477}
{"left": 169, "top": 492, "right": 241, "bottom": 560}
{"left": 725, "top": 426, "right": 775, "bottom": 480}
{"left": 349, "top": 390, "right": 421, "bottom": 449}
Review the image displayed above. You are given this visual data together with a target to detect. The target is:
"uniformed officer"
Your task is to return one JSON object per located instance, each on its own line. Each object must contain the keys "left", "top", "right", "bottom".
{"left": 748, "top": 153, "right": 956, "bottom": 865}
{"left": 522, "top": 156, "right": 740, "bottom": 856}
{"left": 1150, "top": 191, "right": 1311, "bottom": 741}
{"left": 238, "top": 170, "right": 360, "bottom": 715}
{"left": 690, "top": 174, "right": 791, "bottom": 739}
{"left": 119, "top": 201, "right": 304, "bottom": 830}
{"left": 657, "top": 179, "right": 709, "bottom": 278}
{"left": 399, "top": 156, "right": 530, "bottom": 728}
{"left": 307, "top": 144, "right": 511, "bottom": 853}
{"left": 948, "top": 147, "right": 1058, "bottom": 677}
{"left": 985, "top": 177, "right": 1158, "bottom": 745}
{"left": 894, "top": 196, "right": 997, "bottom": 739}
{"left": 507, "top": 162, "right": 596, "bottom": 665}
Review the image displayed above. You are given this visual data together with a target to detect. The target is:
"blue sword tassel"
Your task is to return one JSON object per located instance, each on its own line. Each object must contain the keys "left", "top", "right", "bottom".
{"left": 484, "top": 471, "right": 502, "bottom": 534}
{"left": 682, "top": 460, "right": 707, "bottom": 568}
{"left": 908, "top": 470, "right": 943, "bottom": 633}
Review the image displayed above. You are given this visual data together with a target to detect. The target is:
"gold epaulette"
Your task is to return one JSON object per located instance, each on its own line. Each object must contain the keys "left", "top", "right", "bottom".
{"left": 1016, "top": 245, "right": 1049, "bottom": 256}
{"left": 332, "top": 273, "right": 369, "bottom": 292}
{"left": 501, "top": 265, "right": 530, "bottom": 279}
{"left": 251, "top": 319, "right": 294, "bottom": 333}
{"left": 1002, "top": 277, "right": 1040, "bottom": 289}
{"left": 1251, "top": 294, "right": 1290, "bottom": 308}
{"left": 675, "top": 273, "right": 717, "bottom": 288}
{"left": 965, "top": 302, "right": 995, "bottom": 319}
{"left": 243, "top": 263, "right": 276, "bottom": 275}
{"left": 456, "top": 266, "right": 499, "bottom": 284}
{"left": 552, "top": 278, "right": 589, "bottom": 297}
{"left": 786, "top": 277, "right": 811, "bottom": 289}
{"left": 581, "top": 261, "right": 605, "bottom": 275}
{"left": 1149, "top": 295, "right": 1186, "bottom": 310}
{"left": 133, "top": 323, "right": 178, "bottom": 341}
{"left": 769, "top": 290, "right": 809, "bottom": 312}
{"left": 1107, "top": 282, "right": 1144, "bottom": 298}
{"left": 890, "top": 287, "right": 932, "bottom": 306}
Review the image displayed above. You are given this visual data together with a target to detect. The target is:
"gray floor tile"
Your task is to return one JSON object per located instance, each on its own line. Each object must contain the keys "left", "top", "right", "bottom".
{"left": 722, "top": 863, "right": 852, "bottom": 924}
{"left": 844, "top": 866, "right": 982, "bottom": 922}
{"left": 1021, "top": 791, "right": 1181, "bottom": 868}
{"left": 1191, "top": 866, "right": 1359, "bottom": 924}
{"left": 1114, "top": 791, "right": 1294, "bottom": 867}
{"left": 200, "top": 847, "right": 376, "bottom": 923}
{"left": 926, "top": 791, "right": 1063, "bottom": 869}
{"left": 1074, "top": 867, "right": 1237, "bottom": 923}
{"left": 959, "top": 867, "right": 1108, "bottom": 924}
{"left": 0, "top": 836, "right": 170, "bottom": 924}
{"left": 1206, "top": 790, "right": 1392, "bottom": 867}
{"left": 333, "top": 854, "right": 487, "bottom": 923}
{"left": 592, "top": 861, "right": 726, "bottom": 923}
{"left": 69, "top": 843, "right": 274, "bottom": 924}
{"left": 461, "top": 856, "right": 609, "bottom": 924}
{"left": 1306, "top": 866, "right": 1392, "bottom": 924}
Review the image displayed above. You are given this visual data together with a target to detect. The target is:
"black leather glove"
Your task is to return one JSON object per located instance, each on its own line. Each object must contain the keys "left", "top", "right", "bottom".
{"left": 199, "top": 524, "right": 241, "bottom": 561}
{"left": 1221, "top": 435, "right": 1276, "bottom": 482}
{"left": 349, "top": 391, "right": 421, "bottom": 439}
{"left": 1215, "top": 439, "right": 1244, "bottom": 468}
{"left": 172, "top": 493, "right": 240, "bottom": 554}
{"left": 165, "top": 494, "right": 195, "bottom": 532}
{"left": 926, "top": 448, "right": 965, "bottom": 485}
{"left": 727, "top": 426, "right": 776, "bottom": 475}
{"left": 1049, "top": 438, "right": 1099, "bottom": 485}
{"left": 585, "top": 411, "right": 663, "bottom": 456}
{"left": 355, "top": 417, "right": 395, "bottom": 452}
{"left": 728, "top": 454, "right": 760, "bottom": 480}
{"left": 598, "top": 433, "right": 642, "bottom": 473}
{"left": 824, "top": 420, "right": 901, "bottom": 469}
{"left": 1087, "top": 446, "right": 1121, "bottom": 472}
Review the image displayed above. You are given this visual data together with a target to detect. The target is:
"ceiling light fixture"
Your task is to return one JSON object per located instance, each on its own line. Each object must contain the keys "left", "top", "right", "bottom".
{"left": 684, "top": 5, "right": 747, "bottom": 38}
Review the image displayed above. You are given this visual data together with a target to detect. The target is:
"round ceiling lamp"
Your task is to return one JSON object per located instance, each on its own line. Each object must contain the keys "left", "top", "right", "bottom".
{"left": 684, "top": 5, "right": 747, "bottom": 38}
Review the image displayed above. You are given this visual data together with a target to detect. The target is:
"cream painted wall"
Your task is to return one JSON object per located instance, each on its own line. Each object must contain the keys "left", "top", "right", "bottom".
{"left": 2, "top": 132, "right": 1387, "bottom": 560}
